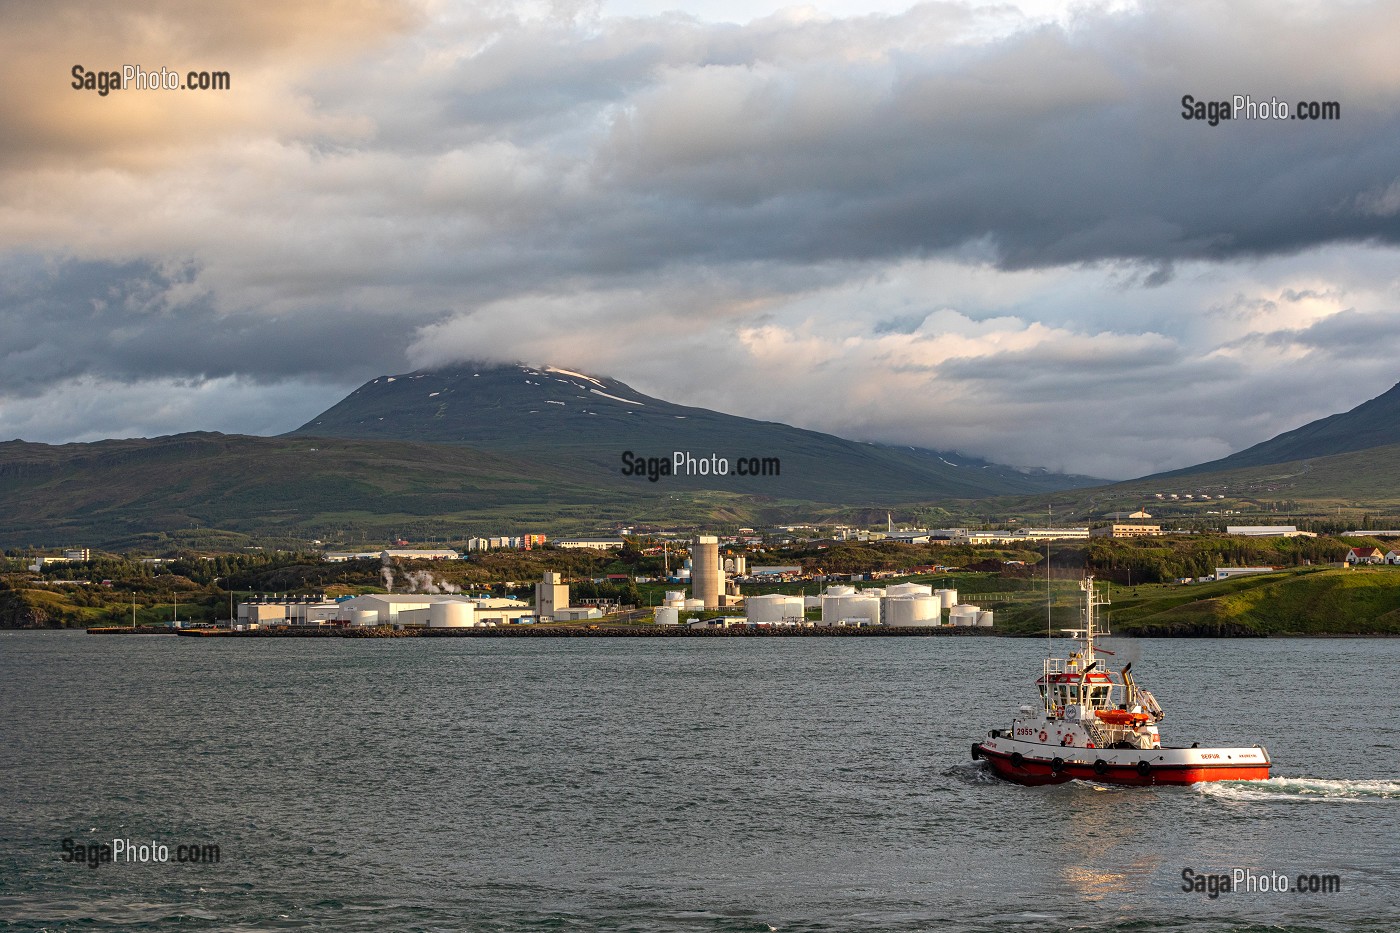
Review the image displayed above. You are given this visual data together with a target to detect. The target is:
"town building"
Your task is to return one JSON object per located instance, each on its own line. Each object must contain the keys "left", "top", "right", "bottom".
{"left": 1345, "top": 547, "right": 1385, "bottom": 565}
{"left": 1226, "top": 526, "right": 1316, "bottom": 538}
{"left": 325, "top": 549, "right": 460, "bottom": 562}
{"left": 1214, "top": 567, "right": 1278, "bottom": 581}
{"left": 554, "top": 538, "right": 626, "bottom": 550}
{"left": 27, "top": 548, "right": 93, "bottom": 571}
{"left": 1090, "top": 523, "right": 1163, "bottom": 538}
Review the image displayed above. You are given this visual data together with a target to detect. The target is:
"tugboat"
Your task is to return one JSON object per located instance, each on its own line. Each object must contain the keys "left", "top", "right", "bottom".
{"left": 972, "top": 577, "right": 1271, "bottom": 785}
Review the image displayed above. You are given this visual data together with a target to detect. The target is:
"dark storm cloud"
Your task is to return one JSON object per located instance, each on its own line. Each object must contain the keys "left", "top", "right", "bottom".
{"left": 298, "top": 1, "right": 1400, "bottom": 287}
{"left": 576, "top": 8, "right": 1400, "bottom": 271}
{"left": 1224, "top": 308, "right": 1400, "bottom": 360}
{"left": 0, "top": 258, "right": 416, "bottom": 395}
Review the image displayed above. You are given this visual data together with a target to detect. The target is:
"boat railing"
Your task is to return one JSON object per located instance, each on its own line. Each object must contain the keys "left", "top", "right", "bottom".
{"left": 1085, "top": 720, "right": 1114, "bottom": 748}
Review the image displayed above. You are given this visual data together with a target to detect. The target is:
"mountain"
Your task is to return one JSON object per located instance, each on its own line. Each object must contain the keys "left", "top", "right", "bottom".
{"left": 1159, "top": 381, "right": 1400, "bottom": 477}
{"left": 289, "top": 363, "right": 1102, "bottom": 500}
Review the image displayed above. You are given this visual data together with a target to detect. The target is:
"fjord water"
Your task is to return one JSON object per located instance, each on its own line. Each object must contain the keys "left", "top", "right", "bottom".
{"left": 1, "top": 632, "right": 1396, "bottom": 932}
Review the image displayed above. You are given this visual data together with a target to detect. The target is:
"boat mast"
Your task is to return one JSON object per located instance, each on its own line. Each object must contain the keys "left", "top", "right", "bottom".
{"left": 1045, "top": 504, "right": 1052, "bottom": 654}
{"left": 1078, "top": 575, "right": 1111, "bottom": 664}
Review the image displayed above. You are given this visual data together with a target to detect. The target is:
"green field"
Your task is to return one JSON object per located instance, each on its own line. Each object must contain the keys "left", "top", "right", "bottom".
{"left": 974, "top": 567, "right": 1400, "bottom": 637}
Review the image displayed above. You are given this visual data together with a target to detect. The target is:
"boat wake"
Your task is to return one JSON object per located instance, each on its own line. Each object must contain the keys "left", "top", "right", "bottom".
{"left": 1196, "top": 776, "right": 1400, "bottom": 803}
{"left": 944, "top": 760, "right": 1001, "bottom": 785}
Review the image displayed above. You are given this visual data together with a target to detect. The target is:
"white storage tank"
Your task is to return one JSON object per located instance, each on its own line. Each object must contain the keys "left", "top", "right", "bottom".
{"left": 978, "top": 610, "right": 995, "bottom": 628}
{"left": 804, "top": 595, "right": 822, "bottom": 609}
{"left": 746, "top": 594, "right": 804, "bottom": 624}
{"left": 936, "top": 588, "right": 958, "bottom": 611}
{"left": 823, "top": 594, "right": 881, "bottom": 626}
{"left": 884, "top": 595, "right": 942, "bottom": 627}
{"left": 949, "top": 604, "right": 980, "bottom": 626}
{"left": 824, "top": 584, "right": 857, "bottom": 597}
{"left": 655, "top": 606, "right": 679, "bottom": 625}
{"left": 885, "top": 582, "right": 933, "bottom": 598}
{"left": 428, "top": 601, "right": 475, "bottom": 628}
{"left": 683, "top": 598, "right": 706, "bottom": 610}
{"left": 349, "top": 609, "right": 378, "bottom": 627}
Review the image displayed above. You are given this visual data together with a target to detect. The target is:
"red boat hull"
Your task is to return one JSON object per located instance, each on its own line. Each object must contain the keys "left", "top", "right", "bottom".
{"left": 976, "top": 744, "right": 1271, "bottom": 787}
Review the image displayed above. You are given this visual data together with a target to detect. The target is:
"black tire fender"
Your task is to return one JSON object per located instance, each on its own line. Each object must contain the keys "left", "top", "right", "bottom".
{"left": 1010, "top": 752, "right": 1024, "bottom": 768}
{"left": 1137, "top": 759, "right": 1152, "bottom": 776}
{"left": 1093, "top": 759, "right": 1109, "bottom": 776}
{"left": 1051, "top": 757, "right": 1065, "bottom": 774}
{"left": 971, "top": 744, "right": 981, "bottom": 760}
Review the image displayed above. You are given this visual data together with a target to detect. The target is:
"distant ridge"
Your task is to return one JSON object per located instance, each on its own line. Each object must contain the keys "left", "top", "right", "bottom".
{"left": 1155, "top": 380, "right": 1400, "bottom": 478}
{"left": 289, "top": 363, "right": 1103, "bottom": 500}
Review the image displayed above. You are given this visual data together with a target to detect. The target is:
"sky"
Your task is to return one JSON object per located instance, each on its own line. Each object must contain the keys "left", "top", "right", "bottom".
{"left": 1, "top": 0, "right": 1398, "bottom": 479}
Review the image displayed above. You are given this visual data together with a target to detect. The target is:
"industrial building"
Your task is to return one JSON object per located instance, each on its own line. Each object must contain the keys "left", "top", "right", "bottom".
{"left": 531, "top": 571, "right": 602, "bottom": 622}
{"left": 535, "top": 572, "right": 568, "bottom": 620}
{"left": 691, "top": 535, "right": 723, "bottom": 609}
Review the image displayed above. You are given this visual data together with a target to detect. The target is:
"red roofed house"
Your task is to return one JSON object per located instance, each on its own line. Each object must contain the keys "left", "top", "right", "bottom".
{"left": 1345, "top": 547, "right": 1385, "bottom": 565}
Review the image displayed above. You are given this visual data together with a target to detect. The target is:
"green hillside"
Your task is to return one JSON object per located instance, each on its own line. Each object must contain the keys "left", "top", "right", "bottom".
{"left": 1154, "top": 381, "right": 1400, "bottom": 476}
{"left": 0, "top": 432, "right": 651, "bottom": 549}
{"left": 1111, "top": 568, "right": 1400, "bottom": 635}
{"left": 981, "top": 441, "right": 1400, "bottom": 528}
{"left": 987, "top": 568, "right": 1400, "bottom": 637}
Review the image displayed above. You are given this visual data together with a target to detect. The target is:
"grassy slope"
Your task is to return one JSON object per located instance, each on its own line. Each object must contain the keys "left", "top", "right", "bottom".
{"left": 1113, "top": 568, "right": 1400, "bottom": 635}
{"left": 981, "top": 441, "right": 1400, "bottom": 525}
{"left": 1116, "top": 442, "right": 1400, "bottom": 505}
{"left": 0, "top": 433, "right": 658, "bottom": 548}
{"left": 988, "top": 568, "right": 1400, "bottom": 636}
